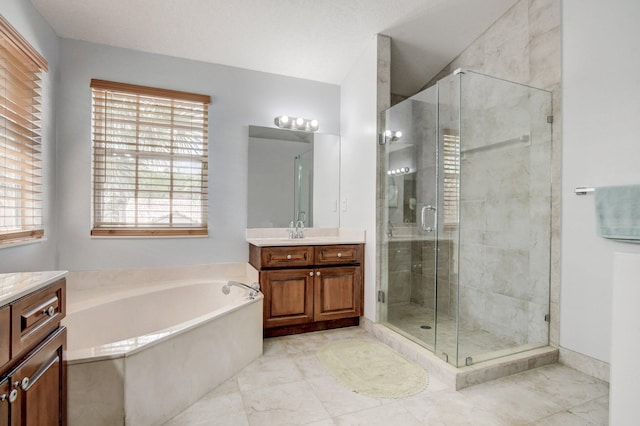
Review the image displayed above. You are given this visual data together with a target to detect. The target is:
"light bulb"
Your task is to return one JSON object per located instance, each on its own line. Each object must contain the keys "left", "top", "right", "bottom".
{"left": 310, "top": 119, "right": 319, "bottom": 129}
{"left": 384, "top": 130, "right": 392, "bottom": 137}
{"left": 395, "top": 131, "right": 402, "bottom": 138}
{"left": 295, "top": 117, "right": 305, "bottom": 127}
{"left": 281, "top": 115, "right": 289, "bottom": 124}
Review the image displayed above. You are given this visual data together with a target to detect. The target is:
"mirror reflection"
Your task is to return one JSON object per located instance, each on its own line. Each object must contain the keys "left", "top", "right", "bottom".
{"left": 247, "top": 125, "right": 340, "bottom": 228}
{"left": 387, "top": 142, "right": 417, "bottom": 225}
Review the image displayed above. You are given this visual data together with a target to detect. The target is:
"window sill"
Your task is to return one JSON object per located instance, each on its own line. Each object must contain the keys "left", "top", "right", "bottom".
{"left": 0, "top": 237, "right": 47, "bottom": 250}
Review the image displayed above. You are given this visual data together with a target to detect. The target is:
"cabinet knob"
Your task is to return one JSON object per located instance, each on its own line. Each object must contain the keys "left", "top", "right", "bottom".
{"left": 316, "top": 271, "right": 321, "bottom": 276}
{"left": 337, "top": 253, "right": 342, "bottom": 258}
{"left": 14, "top": 377, "right": 29, "bottom": 391}
{"left": 8, "top": 389, "right": 17, "bottom": 404}
{"left": 43, "top": 306, "right": 55, "bottom": 317}
{"left": 309, "top": 272, "right": 314, "bottom": 276}
{"left": 286, "top": 255, "right": 292, "bottom": 260}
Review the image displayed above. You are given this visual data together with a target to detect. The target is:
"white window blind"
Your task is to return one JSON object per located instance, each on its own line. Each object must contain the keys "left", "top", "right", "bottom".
{"left": 442, "top": 131, "right": 460, "bottom": 226}
{"left": 0, "top": 15, "right": 48, "bottom": 245}
{"left": 91, "top": 80, "right": 210, "bottom": 236}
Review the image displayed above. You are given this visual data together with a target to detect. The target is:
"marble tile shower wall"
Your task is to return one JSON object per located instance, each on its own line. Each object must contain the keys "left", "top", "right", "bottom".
{"left": 420, "top": 0, "right": 562, "bottom": 346}
{"left": 386, "top": 239, "right": 455, "bottom": 318}
{"left": 457, "top": 75, "right": 552, "bottom": 346}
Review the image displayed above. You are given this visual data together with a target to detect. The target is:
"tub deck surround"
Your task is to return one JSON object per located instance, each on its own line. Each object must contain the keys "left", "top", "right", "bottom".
{"left": 246, "top": 227, "right": 366, "bottom": 246}
{"left": 64, "top": 263, "right": 262, "bottom": 426}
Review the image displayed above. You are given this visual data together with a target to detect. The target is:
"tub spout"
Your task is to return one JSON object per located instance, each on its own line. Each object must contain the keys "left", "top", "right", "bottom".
{"left": 222, "top": 281, "right": 261, "bottom": 299}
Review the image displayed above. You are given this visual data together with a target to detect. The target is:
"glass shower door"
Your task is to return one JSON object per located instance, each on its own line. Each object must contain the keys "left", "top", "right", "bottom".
{"left": 380, "top": 87, "right": 440, "bottom": 352}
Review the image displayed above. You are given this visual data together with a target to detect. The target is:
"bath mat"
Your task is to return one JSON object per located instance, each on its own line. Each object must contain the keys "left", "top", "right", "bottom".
{"left": 317, "top": 339, "right": 428, "bottom": 398}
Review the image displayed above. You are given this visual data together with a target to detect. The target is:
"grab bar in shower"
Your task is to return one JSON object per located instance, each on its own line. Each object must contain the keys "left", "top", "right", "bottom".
{"left": 460, "top": 134, "right": 530, "bottom": 156}
{"left": 575, "top": 187, "right": 595, "bottom": 195}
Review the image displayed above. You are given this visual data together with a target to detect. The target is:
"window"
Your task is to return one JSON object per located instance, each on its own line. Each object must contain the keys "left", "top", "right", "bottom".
{"left": 0, "top": 15, "right": 48, "bottom": 246}
{"left": 90, "top": 80, "right": 210, "bottom": 236}
{"left": 442, "top": 130, "right": 460, "bottom": 226}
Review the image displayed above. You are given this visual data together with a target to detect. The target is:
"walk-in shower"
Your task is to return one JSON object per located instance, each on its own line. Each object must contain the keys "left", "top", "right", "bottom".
{"left": 379, "top": 70, "right": 552, "bottom": 368}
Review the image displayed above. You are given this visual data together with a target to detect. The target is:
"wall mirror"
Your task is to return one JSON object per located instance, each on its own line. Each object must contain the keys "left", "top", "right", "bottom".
{"left": 247, "top": 125, "right": 340, "bottom": 228}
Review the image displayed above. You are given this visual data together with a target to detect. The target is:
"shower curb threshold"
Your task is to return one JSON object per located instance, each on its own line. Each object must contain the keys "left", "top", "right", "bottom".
{"left": 361, "top": 317, "right": 559, "bottom": 390}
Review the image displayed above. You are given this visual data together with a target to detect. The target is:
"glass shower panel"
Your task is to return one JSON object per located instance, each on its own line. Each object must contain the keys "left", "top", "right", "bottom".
{"left": 294, "top": 149, "right": 313, "bottom": 226}
{"left": 433, "top": 73, "right": 462, "bottom": 366}
{"left": 380, "top": 87, "right": 439, "bottom": 351}
{"left": 455, "top": 71, "right": 552, "bottom": 366}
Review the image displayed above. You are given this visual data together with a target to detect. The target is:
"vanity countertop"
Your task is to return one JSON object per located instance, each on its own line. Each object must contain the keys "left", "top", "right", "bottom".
{"left": 246, "top": 228, "right": 365, "bottom": 247}
{"left": 0, "top": 270, "right": 68, "bottom": 306}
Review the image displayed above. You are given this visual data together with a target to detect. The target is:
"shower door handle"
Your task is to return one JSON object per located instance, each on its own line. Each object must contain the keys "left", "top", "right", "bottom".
{"left": 421, "top": 205, "right": 437, "bottom": 233}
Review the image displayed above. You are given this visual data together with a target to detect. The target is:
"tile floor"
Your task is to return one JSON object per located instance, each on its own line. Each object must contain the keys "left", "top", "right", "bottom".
{"left": 164, "top": 327, "right": 609, "bottom": 425}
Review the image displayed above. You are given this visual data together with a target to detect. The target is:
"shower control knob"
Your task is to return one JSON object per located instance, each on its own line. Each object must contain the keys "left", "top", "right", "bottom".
{"left": 287, "top": 255, "right": 292, "bottom": 260}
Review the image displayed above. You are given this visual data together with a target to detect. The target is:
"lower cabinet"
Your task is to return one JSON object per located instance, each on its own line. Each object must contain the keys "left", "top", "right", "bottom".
{"left": 251, "top": 243, "right": 364, "bottom": 336}
{"left": 262, "top": 266, "right": 361, "bottom": 329}
{"left": 0, "top": 327, "right": 66, "bottom": 426}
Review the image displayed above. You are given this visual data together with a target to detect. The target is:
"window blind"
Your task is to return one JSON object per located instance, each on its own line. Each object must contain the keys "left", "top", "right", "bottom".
{"left": 90, "top": 79, "right": 210, "bottom": 236}
{"left": 442, "top": 131, "right": 460, "bottom": 226}
{"left": 0, "top": 15, "right": 47, "bottom": 245}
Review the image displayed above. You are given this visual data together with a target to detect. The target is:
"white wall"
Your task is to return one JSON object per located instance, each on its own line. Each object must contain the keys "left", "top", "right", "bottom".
{"left": 0, "top": 0, "right": 59, "bottom": 273}
{"left": 561, "top": 0, "right": 640, "bottom": 363}
{"left": 56, "top": 39, "right": 340, "bottom": 271}
{"left": 340, "top": 36, "right": 379, "bottom": 320}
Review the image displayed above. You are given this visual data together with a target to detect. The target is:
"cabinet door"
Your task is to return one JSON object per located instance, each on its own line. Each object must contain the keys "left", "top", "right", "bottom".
{"left": 0, "top": 378, "right": 9, "bottom": 426}
{"left": 314, "top": 266, "right": 361, "bottom": 322}
{"left": 262, "top": 269, "right": 314, "bottom": 328}
{"left": 10, "top": 327, "right": 66, "bottom": 426}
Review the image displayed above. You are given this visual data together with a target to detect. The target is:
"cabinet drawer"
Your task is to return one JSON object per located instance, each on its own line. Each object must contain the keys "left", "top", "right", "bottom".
{"left": 11, "top": 279, "right": 66, "bottom": 360}
{"left": 314, "top": 245, "right": 362, "bottom": 265}
{"left": 260, "top": 246, "right": 314, "bottom": 268}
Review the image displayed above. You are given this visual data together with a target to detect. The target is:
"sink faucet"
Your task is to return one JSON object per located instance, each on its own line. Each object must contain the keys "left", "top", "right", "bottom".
{"left": 288, "top": 220, "right": 305, "bottom": 239}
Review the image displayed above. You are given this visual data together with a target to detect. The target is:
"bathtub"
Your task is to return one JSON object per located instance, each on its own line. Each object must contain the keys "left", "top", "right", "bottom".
{"left": 63, "top": 264, "right": 263, "bottom": 426}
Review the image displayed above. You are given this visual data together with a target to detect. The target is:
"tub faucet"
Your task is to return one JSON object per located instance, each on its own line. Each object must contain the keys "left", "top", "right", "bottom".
{"left": 222, "top": 281, "right": 261, "bottom": 299}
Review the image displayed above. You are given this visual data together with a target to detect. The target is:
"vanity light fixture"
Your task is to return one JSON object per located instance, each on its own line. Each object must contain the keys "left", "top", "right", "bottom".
{"left": 379, "top": 130, "right": 403, "bottom": 144}
{"left": 274, "top": 115, "right": 319, "bottom": 132}
{"left": 387, "top": 166, "right": 411, "bottom": 176}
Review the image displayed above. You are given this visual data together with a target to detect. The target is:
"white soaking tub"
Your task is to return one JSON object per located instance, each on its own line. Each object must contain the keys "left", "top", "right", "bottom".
{"left": 63, "top": 265, "right": 262, "bottom": 426}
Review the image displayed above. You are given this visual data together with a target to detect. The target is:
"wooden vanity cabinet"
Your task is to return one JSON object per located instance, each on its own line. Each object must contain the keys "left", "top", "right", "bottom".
{"left": 0, "top": 278, "right": 66, "bottom": 426}
{"left": 250, "top": 244, "right": 364, "bottom": 337}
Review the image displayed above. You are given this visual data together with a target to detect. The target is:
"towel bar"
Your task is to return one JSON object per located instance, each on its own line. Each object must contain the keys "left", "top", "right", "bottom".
{"left": 575, "top": 187, "right": 595, "bottom": 195}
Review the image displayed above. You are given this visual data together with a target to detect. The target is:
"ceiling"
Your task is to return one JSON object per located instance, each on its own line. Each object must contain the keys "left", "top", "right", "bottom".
{"left": 30, "top": 0, "right": 518, "bottom": 96}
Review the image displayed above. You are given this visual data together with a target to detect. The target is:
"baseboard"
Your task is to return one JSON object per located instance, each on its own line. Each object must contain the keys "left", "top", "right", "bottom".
{"left": 559, "top": 346, "right": 610, "bottom": 383}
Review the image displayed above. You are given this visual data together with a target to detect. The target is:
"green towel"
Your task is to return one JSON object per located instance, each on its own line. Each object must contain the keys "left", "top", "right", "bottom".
{"left": 595, "top": 185, "right": 640, "bottom": 242}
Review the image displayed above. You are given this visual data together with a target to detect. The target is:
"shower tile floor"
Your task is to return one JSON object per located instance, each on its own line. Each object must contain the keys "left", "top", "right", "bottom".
{"left": 164, "top": 326, "right": 609, "bottom": 425}
{"left": 387, "top": 302, "right": 526, "bottom": 363}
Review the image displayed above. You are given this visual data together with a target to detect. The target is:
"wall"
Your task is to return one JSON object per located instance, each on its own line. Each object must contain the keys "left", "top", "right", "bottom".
{"left": 0, "top": 0, "right": 59, "bottom": 273}
{"left": 340, "top": 35, "right": 388, "bottom": 320}
{"left": 56, "top": 39, "right": 340, "bottom": 271}
{"left": 561, "top": 0, "right": 640, "bottom": 365}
